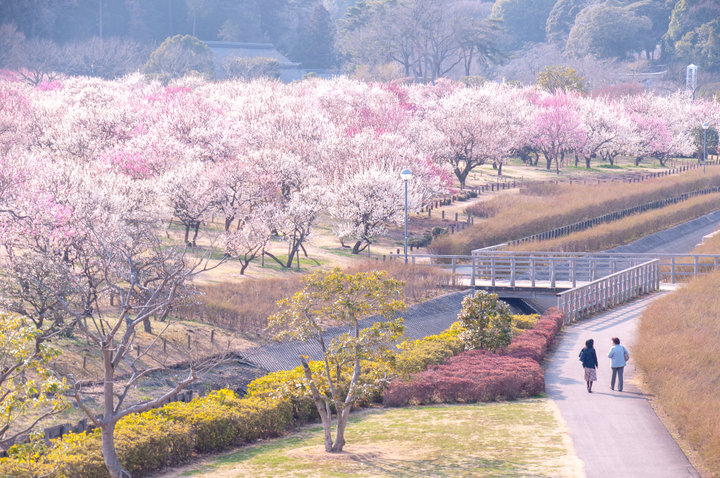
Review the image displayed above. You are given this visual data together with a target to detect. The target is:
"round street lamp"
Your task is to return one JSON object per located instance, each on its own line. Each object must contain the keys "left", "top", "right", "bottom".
{"left": 702, "top": 122, "right": 710, "bottom": 174}
{"left": 400, "top": 168, "right": 412, "bottom": 264}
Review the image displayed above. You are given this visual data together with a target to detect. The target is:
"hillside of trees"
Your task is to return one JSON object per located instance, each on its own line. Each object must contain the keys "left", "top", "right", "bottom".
{"left": 0, "top": 0, "right": 718, "bottom": 87}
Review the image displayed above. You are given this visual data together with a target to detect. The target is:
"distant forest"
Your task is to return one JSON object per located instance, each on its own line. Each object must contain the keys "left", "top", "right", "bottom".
{"left": 0, "top": 0, "right": 718, "bottom": 87}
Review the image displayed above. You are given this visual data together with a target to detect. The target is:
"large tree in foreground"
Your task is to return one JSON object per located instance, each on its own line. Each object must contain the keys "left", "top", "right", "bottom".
{"left": 268, "top": 269, "right": 406, "bottom": 453}
{"left": 0, "top": 160, "right": 226, "bottom": 478}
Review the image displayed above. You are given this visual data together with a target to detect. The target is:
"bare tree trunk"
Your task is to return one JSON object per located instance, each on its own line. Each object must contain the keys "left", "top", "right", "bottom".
{"left": 101, "top": 425, "right": 128, "bottom": 478}
{"left": 331, "top": 404, "right": 353, "bottom": 452}
{"left": 301, "top": 360, "right": 334, "bottom": 452}
{"left": 101, "top": 348, "right": 129, "bottom": 478}
{"left": 351, "top": 240, "right": 367, "bottom": 254}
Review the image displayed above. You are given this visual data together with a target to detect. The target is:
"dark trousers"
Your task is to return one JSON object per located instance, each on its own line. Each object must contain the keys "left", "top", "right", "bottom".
{"left": 611, "top": 367, "right": 624, "bottom": 391}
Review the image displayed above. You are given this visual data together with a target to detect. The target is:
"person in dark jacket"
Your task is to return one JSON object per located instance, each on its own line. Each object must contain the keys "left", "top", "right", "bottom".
{"left": 579, "top": 339, "right": 599, "bottom": 393}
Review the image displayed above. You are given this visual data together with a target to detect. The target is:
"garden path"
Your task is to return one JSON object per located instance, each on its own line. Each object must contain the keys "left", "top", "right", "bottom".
{"left": 543, "top": 209, "right": 720, "bottom": 477}
{"left": 545, "top": 295, "right": 699, "bottom": 478}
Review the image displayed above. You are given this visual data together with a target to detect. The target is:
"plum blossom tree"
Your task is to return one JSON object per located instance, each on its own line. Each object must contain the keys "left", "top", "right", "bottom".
{"left": 274, "top": 185, "right": 326, "bottom": 269}
{"left": 0, "top": 81, "right": 35, "bottom": 155}
{"left": 224, "top": 213, "right": 273, "bottom": 274}
{"left": 330, "top": 168, "right": 408, "bottom": 254}
{"left": 423, "top": 84, "right": 528, "bottom": 186}
{"left": 163, "top": 161, "right": 220, "bottom": 247}
{"left": 531, "top": 91, "right": 586, "bottom": 173}
{"left": 575, "top": 97, "right": 631, "bottom": 168}
{"left": 42, "top": 171, "right": 223, "bottom": 478}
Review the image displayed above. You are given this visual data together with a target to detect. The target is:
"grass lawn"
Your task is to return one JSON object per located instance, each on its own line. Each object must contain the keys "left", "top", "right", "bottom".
{"left": 164, "top": 399, "right": 583, "bottom": 478}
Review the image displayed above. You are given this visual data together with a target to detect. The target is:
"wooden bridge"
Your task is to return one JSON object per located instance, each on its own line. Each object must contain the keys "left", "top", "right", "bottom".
{"left": 392, "top": 251, "right": 720, "bottom": 323}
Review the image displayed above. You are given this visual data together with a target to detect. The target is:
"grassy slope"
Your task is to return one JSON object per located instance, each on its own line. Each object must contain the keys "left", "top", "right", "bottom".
{"left": 433, "top": 168, "right": 720, "bottom": 254}
{"left": 510, "top": 193, "right": 720, "bottom": 252}
{"left": 634, "top": 234, "right": 720, "bottom": 476}
{"left": 162, "top": 400, "right": 583, "bottom": 478}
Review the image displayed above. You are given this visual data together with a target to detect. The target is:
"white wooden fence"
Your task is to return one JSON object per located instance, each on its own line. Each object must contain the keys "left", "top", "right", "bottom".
{"left": 394, "top": 251, "right": 720, "bottom": 285}
{"left": 388, "top": 251, "right": 720, "bottom": 323}
{"left": 556, "top": 260, "right": 660, "bottom": 324}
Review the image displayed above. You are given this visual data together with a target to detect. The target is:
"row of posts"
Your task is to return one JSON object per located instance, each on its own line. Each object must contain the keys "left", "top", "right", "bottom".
{"left": 80, "top": 329, "right": 217, "bottom": 370}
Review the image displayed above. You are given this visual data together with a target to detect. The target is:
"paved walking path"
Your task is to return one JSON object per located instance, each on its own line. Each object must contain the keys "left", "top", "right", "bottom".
{"left": 544, "top": 210, "right": 720, "bottom": 477}
{"left": 545, "top": 295, "right": 699, "bottom": 478}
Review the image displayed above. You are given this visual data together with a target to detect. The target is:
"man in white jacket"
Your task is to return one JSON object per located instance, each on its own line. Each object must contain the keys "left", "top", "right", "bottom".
{"left": 608, "top": 337, "right": 630, "bottom": 391}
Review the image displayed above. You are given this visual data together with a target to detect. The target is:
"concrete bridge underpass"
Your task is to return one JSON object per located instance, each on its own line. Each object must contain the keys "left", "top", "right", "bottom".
{"left": 397, "top": 251, "right": 720, "bottom": 323}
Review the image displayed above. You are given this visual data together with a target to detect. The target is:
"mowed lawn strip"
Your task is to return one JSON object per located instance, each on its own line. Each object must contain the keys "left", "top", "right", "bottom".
{"left": 167, "top": 399, "right": 583, "bottom": 478}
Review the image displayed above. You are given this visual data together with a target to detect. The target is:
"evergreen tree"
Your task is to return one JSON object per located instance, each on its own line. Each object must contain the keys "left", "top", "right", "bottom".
{"left": 294, "top": 4, "right": 336, "bottom": 68}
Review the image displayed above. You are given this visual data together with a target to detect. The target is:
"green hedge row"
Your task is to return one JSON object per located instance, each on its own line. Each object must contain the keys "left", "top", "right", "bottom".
{"left": 0, "top": 391, "right": 293, "bottom": 477}
{"left": 0, "top": 314, "right": 529, "bottom": 477}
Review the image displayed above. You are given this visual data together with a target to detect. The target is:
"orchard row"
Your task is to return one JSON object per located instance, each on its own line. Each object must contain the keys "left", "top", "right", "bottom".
{"left": 1, "top": 75, "right": 718, "bottom": 264}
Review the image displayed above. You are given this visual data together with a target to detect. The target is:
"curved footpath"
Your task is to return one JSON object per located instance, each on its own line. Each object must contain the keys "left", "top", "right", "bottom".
{"left": 545, "top": 295, "right": 699, "bottom": 477}
{"left": 240, "top": 210, "right": 720, "bottom": 475}
{"left": 545, "top": 209, "right": 720, "bottom": 477}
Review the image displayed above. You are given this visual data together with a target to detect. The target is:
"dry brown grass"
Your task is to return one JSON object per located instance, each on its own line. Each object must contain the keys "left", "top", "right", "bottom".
{"left": 436, "top": 169, "right": 720, "bottom": 254}
{"left": 635, "top": 270, "right": 720, "bottom": 476}
{"left": 509, "top": 193, "right": 720, "bottom": 252}
{"left": 179, "top": 261, "right": 452, "bottom": 340}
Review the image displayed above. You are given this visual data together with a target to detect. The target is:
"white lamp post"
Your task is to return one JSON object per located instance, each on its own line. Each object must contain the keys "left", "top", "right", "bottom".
{"left": 400, "top": 168, "right": 412, "bottom": 264}
{"left": 702, "top": 122, "right": 709, "bottom": 173}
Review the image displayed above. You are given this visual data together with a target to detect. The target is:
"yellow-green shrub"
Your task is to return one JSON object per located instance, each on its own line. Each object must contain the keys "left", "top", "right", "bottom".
{"left": 393, "top": 322, "right": 464, "bottom": 375}
{"left": 246, "top": 365, "right": 322, "bottom": 423}
{"left": 116, "top": 412, "right": 194, "bottom": 476}
{"left": 157, "top": 391, "right": 242, "bottom": 453}
{"left": 157, "top": 390, "right": 293, "bottom": 453}
{"left": 46, "top": 430, "right": 106, "bottom": 478}
{"left": 0, "top": 389, "right": 296, "bottom": 477}
{"left": 512, "top": 314, "right": 540, "bottom": 333}
{"left": 233, "top": 397, "right": 293, "bottom": 443}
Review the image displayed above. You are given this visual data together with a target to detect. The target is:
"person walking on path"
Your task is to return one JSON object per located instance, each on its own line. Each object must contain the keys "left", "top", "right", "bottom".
{"left": 608, "top": 337, "right": 630, "bottom": 391}
{"left": 579, "top": 339, "right": 599, "bottom": 393}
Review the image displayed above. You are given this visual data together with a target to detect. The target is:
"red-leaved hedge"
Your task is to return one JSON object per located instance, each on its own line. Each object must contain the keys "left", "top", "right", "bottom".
{"left": 382, "top": 308, "right": 565, "bottom": 407}
{"left": 503, "top": 309, "right": 564, "bottom": 362}
{"left": 382, "top": 352, "right": 543, "bottom": 406}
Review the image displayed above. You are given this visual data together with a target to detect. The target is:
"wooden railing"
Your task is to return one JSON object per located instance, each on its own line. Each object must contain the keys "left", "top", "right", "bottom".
{"left": 557, "top": 260, "right": 660, "bottom": 324}
{"left": 394, "top": 251, "right": 720, "bottom": 284}
{"left": 469, "top": 187, "right": 720, "bottom": 249}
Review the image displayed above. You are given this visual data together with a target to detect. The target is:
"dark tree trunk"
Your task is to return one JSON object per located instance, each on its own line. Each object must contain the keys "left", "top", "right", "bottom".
{"left": 183, "top": 225, "right": 190, "bottom": 246}
{"left": 191, "top": 223, "right": 200, "bottom": 247}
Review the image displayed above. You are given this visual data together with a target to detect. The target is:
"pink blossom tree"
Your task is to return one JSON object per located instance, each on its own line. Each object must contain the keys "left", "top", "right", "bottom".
{"left": 421, "top": 84, "right": 528, "bottom": 187}
{"left": 575, "top": 97, "right": 632, "bottom": 169}
{"left": 531, "top": 92, "right": 586, "bottom": 174}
